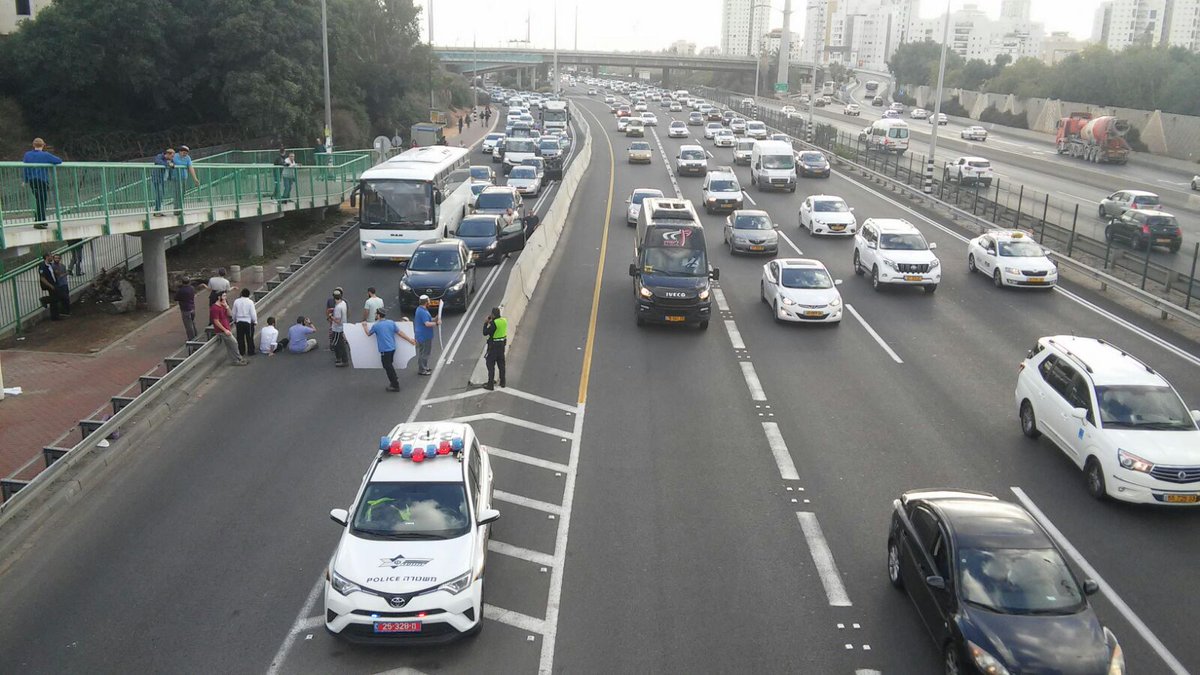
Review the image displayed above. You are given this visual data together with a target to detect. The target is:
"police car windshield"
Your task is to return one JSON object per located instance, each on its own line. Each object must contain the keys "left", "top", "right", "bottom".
{"left": 880, "top": 233, "right": 928, "bottom": 250}
{"left": 642, "top": 246, "right": 707, "bottom": 277}
{"left": 408, "top": 250, "right": 461, "bottom": 272}
{"left": 813, "top": 199, "right": 849, "bottom": 212}
{"left": 352, "top": 482, "right": 470, "bottom": 539}
{"left": 998, "top": 241, "right": 1044, "bottom": 257}
{"left": 1095, "top": 385, "right": 1195, "bottom": 430}
{"left": 457, "top": 218, "right": 497, "bottom": 237}
{"left": 781, "top": 268, "right": 833, "bottom": 289}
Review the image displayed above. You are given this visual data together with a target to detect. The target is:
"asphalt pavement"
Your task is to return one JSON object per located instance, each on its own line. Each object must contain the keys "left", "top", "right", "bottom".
{"left": 1, "top": 88, "right": 1199, "bottom": 675}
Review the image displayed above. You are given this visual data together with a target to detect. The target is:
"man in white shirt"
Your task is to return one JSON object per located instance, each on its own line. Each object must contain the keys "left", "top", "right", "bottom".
{"left": 330, "top": 289, "right": 350, "bottom": 367}
{"left": 362, "top": 286, "right": 384, "bottom": 322}
{"left": 207, "top": 267, "right": 233, "bottom": 307}
{"left": 231, "top": 288, "right": 259, "bottom": 357}
{"left": 259, "top": 316, "right": 280, "bottom": 355}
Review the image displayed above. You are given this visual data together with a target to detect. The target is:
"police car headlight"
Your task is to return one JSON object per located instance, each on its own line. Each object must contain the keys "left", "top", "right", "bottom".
{"left": 638, "top": 285, "right": 653, "bottom": 299}
{"left": 330, "top": 570, "right": 362, "bottom": 596}
{"left": 1005, "top": 267, "right": 1021, "bottom": 276}
{"left": 437, "top": 571, "right": 473, "bottom": 595}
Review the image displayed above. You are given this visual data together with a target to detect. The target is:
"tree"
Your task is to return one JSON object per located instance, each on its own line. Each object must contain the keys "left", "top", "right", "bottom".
{"left": 888, "top": 41, "right": 961, "bottom": 88}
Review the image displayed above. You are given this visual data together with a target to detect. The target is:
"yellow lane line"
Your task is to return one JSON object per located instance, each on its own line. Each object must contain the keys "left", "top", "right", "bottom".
{"left": 577, "top": 103, "right": 617, "bottom": 406}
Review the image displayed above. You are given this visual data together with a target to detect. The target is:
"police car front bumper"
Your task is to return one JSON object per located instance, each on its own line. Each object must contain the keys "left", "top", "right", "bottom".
{"left": 324, "top": 576, "right": 483, "bottom": 644}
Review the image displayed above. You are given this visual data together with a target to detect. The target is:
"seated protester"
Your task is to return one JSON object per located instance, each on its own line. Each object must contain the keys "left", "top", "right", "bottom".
{"left": 287, "top": 315, "right": 318, "bottom": 353}
{"left": 259, "top": 316, "right": 280, "bottom": 355}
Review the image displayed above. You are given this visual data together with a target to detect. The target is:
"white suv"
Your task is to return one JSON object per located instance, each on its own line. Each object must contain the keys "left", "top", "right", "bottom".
{"left": 325, "top": 422, "right": 498, "bottom": 643}
{"left": 852, "top": 218, "right": 940, "bottom": 293}
{"left": 1015, "top": 336, "right": 1200, "bottom": 505}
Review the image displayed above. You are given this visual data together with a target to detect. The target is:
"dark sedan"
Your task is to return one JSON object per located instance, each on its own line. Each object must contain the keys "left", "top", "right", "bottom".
{"left": 452, "top": 214, "right": 525, "bottom": 265}
{"left": 887, "top": 489, "right": 1123, "bottom": 675}
{"left": 797, "top": 151, "right": 831, "bottom": 178}
{"left": 398, "top": 239, "right": 477, "bottom": 312}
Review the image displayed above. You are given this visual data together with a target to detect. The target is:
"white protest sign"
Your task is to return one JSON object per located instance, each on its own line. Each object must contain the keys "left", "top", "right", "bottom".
{"left": 345, "top": 319, "right": 417, "bottom": 369}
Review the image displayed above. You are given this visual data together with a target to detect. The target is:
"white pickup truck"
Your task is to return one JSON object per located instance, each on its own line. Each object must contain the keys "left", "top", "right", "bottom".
{"left": 944, "top": 156, "right": 994, "bottom": 187}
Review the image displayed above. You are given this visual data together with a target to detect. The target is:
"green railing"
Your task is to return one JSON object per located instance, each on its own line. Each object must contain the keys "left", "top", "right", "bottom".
{"left": 0, "top": 150, "right": 375, "bottom": 334}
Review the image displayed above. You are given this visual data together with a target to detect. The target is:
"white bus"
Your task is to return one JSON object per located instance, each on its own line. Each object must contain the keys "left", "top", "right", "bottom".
{"left": 352, "top": 146, "right": 474, "bottom": 262}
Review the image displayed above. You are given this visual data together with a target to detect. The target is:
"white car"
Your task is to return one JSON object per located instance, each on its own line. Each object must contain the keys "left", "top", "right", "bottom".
{"left": 945, "top": 156, "right": 994, "bottom": 187}
{"left": 481, "top": 133, "right": 505, "bottom": 155}
{"left": 641, "top": 112, "right": 658, "bottom": 127}
{"left": 633, "top": 102, "right": 648, "bottom": 112}
{"left": 506, "top": 165, "right": 542, "bottom": 196}
{"left": 967, "top": 229, "right": 1057, "bottom": 288}
{"left": 616, "top": 116, "right": 631, "bottom": 132}
{"left": 852, "top": 218, "right": 940, "bottom": 293}
{"left": 701, "top": 167, "right": 743, "bottom": 213}
{"left": 909, "top": 108, "right": 929, "bottom": 120}
{"left": 703, "top": 122, "right": 724, "bottom": 139}
{"left": 324, "top": 422, "right": 499, "bottom": 643}
{"left": 928, "top": 112, "right": 948, "bottom": 125}
{"left": 781, "top": 105, "right": 797, "bottom": 116}
{"left": 760, "top": 258, "right": 843, "bottom": 324}
{"left": 844, "top": 103, "right": 861, "bottom": 116}
{"left": 667, "top": 121, "right": 689, "bottom": 138}
{"left": 961, "top": 126, "right": 988, "bottom": 141}
{"left": 626, "top": 187, "right": 665, "bottom": 225}
{"left": 675, "top": 145, "right": 708, "bottom": 177}
{"left": 745, "top": 120, "right": 768, "bottom": 139}
{"left": 670, "top": 102, "right": 683, "bottom": 112}
{"left": 799, "top": 195, "right": 857, "bottom": 236}
{"left": 713, "top": 129, "right": 736, "bottom": 148}
{"left": 729, "top": 118, "right": 747, "bottom": 135}
{"left": 1015, "top": 335, "right": 1200, "bottom": 505}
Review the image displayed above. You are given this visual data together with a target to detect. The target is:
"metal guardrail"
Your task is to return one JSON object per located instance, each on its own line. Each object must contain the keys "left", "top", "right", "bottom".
{"left": 0, "top": 220, "right": 362, "bottom": 514}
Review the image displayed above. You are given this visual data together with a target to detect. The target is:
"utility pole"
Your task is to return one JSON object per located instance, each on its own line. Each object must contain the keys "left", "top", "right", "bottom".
{"left": 320, "top": 0, "right": 333, "bottom": 153}
{"left": 473, "top": 34, "right": 478, "bottom": 111}
{"left": 778, "top": 0, "right": 793, "bottom": 96}
{"left": 574, "top": 1, "right": 578, "bottom": 51}
{"left": 428, "top": 0, "right": 435, "bottom": 115}
{"left": 924, "top": 0, "right": 951, "bottom": 194}
{"left": 553, "top": 1, "right": 559, "bottom": 96}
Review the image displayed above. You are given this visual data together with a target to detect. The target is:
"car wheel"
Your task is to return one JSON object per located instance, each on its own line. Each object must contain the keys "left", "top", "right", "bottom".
{"left": 1132, "top": 234, "right": 1146, "bottom": 251}
{"left": 1169, "top": 241, "right": 1181, "bottom": 253}
{"left": 773, "top": 300, "right": 784, "bottom": 324}
{"left": 967, "top": 254, "right": 976, "bottom": 273}
{"left": 698, "top": 320, "right": 709, "bottom": 330}
{"left": 887, "top": 539, "right": 904, "bottom": 589}
{"left": 944, "top": 644, "right": 962, "bottom": 675}
{"left": 1085, "top": 457, "right": 1108, "bottom": 500}
{"left": 871, "top": 266, "right": 882, "bottom": 291}
{"left": 925, "top": 284, "right": 938, "bottom": 294}
{"left": 1104, "top": 225, "right": 1115, "bottom": 243}
{"left": 993, "top": 269, "right": 1004, "bottom": 288}
{"left": 760, "top": 281, "right": 767, "bottom": 304}
{"left": 1020, "top": 400, "right": 1041, "bottom": 439}
{"left": 1098, "top": 205, "right": 1106, "bottom": 218}
{"left": 853, "top": 250, "right": 864, "bottom": 276}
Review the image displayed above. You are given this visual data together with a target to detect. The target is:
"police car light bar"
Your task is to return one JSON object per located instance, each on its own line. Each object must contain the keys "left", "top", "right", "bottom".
{"left": 378, "top": 434, "right": 465, "bottom": 462}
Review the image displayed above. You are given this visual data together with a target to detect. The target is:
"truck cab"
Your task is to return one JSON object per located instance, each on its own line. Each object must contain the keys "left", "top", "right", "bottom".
{"left": 630, "top": 198, "right": 718, "bottom": 330}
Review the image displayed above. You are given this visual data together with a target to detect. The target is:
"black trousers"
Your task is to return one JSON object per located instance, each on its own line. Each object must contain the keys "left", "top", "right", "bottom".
{"left": 331, "top": 331, "right": 349, "bottom": 364}
{"left": 380, "top": 350, "right": 399, "bottom": 388}
{"left": 54, "top": 285, "right": 70, "bottom": 316}
{"left": 235, "top": 321, "right": 255, "bottom": 356}
{"left": 485, "top": 340, "right": 506, "bottom": 386}
{"left": 29, "top": 179, "right": 50, "bottom": 223}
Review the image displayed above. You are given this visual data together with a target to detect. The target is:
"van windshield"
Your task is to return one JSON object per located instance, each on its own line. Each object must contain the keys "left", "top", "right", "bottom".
{"left": 642, "top": 246, "right": 707, "bottom": 277}
{"left": 764, "top": 155, "right": 795, "bottom": 169}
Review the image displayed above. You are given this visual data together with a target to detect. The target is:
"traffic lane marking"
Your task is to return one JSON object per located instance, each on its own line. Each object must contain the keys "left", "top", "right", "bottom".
{"left": 762, "top": 422, "right": 800, "bottom": 480}
{"left": 845, "top": 304, "right": 903, "bottom": 364}
{"left": 797, "top": 512, "right": 853, "bottom": 607}
{"left": 1011, "top": 487, "right": 1188, "bottom": 674}
{"left": 489, "top": 539, "right": 555, "bottom": 568}
{"left": 724, "top": 319, "right": 746, "bottom": 349}
{"left": 488, "top": 447, "right": 571, "bottom": 474}
{"left": 740, "top": 361, "right": 767, "bottom": 401}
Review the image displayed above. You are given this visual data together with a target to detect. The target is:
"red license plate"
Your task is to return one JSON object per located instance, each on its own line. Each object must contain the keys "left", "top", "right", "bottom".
{"left": 374, "top": 621, "right": 421, "bottom": 633}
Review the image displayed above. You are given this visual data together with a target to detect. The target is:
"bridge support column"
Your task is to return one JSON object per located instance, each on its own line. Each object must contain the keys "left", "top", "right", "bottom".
{"left": 140, "top": 231, "right": 171, "bottom": 313}
{"left": 537, "top": 64, "right": 549, "bottom": 89}
{"left": 515, "top": 68, "right": 524, "bottom": 89}
{"left": 662, "top": 67, "right": 671, "bottom": 88}
{"left": 241, "top": 214, "right": 283, "bottom": 258}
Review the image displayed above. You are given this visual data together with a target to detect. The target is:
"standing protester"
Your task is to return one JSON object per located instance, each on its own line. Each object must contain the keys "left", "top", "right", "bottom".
{"left": 231, "top": 287, "right": 259, "bottom": 357}
{"left": 211, "top": 292, "right": 247, "bottom": 366}
{"left": 259, "top": 316, "right": 280, "bottom": 355}
{"left": 272, "top": 146, "right": 288, "bottom": 198}
{"left": 207, "top": 267, "right": 232, "bottom": 307}
{"left": 151, "top": 148, "right": 176, "bottom": 216}
{"left": 330, "top": 289, "right": 350, "bottom": 367}
{"left": 363, "top": 309, "right": 417, "bottom": 392}
{"left": 326, "top": 286, "right": 343, "bottom": 349}
{"left": 413, "top": 295, "right": 440, "bottom": 375}
{"left": 458, "top": 116, "right": 465, "bottom": 135}
{"left": 362, "top": 286, "right": 384, "bottom": 322}
{"left": 482, "top": 307, "right": 508, "bottom": 390}
{"left": 52, "top": 254, "right": 70, "bottom": 315}
{"left": 280, "top": 152, "right": 298, "bottom": 203}
{"left": 288, "top": 316, "right": 318, "bottom": 353}
{"left": 175, "top": 145, "right": 201, "bottom": 199}
{"left": 23, "top": 138, "right": 63, "bottom": 229}
{"left": 175, "top": 276, "right": 203, "bottom": 341}
{"left": 38, "top": 253, "right": 67, "bottom": 320}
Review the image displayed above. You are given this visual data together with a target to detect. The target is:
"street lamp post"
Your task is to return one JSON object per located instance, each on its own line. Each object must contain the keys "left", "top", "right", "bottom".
{"left": 320, "top": 0, "right": 333, "bottom": 154}
{"left": 428, "top": 0, "right": 435, "bottom": 115}
{"left": 553, "top": 1, "right": 559, "bottom": 97}
{"left": 925, "top": 0, "right": 952, "bottom": 194}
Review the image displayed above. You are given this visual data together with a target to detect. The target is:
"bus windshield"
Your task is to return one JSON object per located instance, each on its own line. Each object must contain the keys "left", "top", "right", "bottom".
{"left": 361, "top": 180, "right": 434, "bottom": 229}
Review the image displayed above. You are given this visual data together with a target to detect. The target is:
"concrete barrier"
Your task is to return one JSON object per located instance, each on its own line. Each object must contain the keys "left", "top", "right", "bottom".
{"left": 467, "top": 107, "right": 594, "bottom": 386}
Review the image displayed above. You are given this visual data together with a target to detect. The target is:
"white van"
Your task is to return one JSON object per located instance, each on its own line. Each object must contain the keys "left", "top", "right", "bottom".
{"left": 749, "top": 140, "right": 797, "bottom": 192}
{"left": 864, "top": 119, "right": 910, "bottom": 154}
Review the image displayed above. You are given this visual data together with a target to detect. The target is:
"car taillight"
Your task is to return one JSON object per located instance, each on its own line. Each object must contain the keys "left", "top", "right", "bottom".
{"left": 1131, "top": 203, "right": 1139, "bottom": 209}
{"left": 1141, "top": 224, "right": 1151, "bottom": 234}
{"left": 1176, "top": 228, "right": 1183, "bottom": 237}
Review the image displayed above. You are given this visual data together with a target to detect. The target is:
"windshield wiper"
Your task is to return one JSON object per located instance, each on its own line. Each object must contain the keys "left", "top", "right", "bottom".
{"left": 1130, "top": 421, "right": 1190, "bottom": 430}
{"left": 355, "top": 529, "right": 446, "bottom": 540}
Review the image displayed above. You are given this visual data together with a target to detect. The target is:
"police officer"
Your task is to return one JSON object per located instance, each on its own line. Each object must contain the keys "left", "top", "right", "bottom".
{"left": 482, "top": 306, "right": 507, "bottom": 391}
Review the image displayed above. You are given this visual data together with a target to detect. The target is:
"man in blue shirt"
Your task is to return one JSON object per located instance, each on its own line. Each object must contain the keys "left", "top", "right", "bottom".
{"left": 151, "top": 148, "right": 177, "bottom": 215}
{"left": 175, "top": 145, "right": 200, "bottom": 193}
{"left": 23, "top": 138, "right": 63, "bottom": 229}
{"left": 364, "top": 308, "right": 417, "bottom": 392}
{"left": 413, "top": 295, "right": 440, "bottom": 375}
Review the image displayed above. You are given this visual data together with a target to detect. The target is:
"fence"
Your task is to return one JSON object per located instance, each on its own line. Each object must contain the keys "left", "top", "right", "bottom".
{"left": 698, "top": 86, "right": 1200, "bottom": 312}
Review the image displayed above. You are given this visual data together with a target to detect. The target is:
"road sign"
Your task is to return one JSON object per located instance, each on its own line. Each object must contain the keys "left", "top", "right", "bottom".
{"left": 774, "top": 82, "right": 788, "bottom": 93}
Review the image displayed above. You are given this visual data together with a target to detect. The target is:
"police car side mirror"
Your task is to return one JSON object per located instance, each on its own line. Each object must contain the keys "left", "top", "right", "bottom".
{"left": 329, "top": 508, "right": 349, "bottom": 527}
{"left": 628, "top": 263, "right": 638, "bottom": 278}
{"left": 478, "top": 508, "right": 501, "bottom": 525}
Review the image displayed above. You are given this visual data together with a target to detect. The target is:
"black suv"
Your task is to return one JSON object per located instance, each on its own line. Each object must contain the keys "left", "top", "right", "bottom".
{"left": 1105, "top": 209, "right": 1182, "bottom": 252}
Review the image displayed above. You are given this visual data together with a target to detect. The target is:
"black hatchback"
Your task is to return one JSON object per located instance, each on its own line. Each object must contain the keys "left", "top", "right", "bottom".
{"left": 451, "top": 214, "right": 525, "bottom": 265}
{"left": 1105, "top": 209, "right": 1183, "bottom": 253}
{"left": 887, "top": 489, "right": 1123, "bottom": 675}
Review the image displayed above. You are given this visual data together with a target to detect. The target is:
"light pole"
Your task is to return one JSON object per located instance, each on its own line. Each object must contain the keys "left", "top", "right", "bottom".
{"left": 320, "top": 0, "right": 333, "bottom": 154}
{"left": 553, "top": 1, "right": 559, "bottom": 96}
{"left": 472, "top": 34, "right": 478, "bottom": 111}
{"left": 428, "top": 0, "right": 435, "bottom": 115}
{"left": 749, "top": 3, "right": 781, "bottom": 99}
{"left": 805, "top": 1, "right": 823, "bottom": 144}
{"left": 924, "top": 0, "right": 952, "bottom": 194}
{"left": 777, "top": 0, "right": 793, "bottom": 94}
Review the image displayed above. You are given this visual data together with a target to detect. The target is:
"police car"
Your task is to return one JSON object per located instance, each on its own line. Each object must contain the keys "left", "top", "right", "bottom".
{"left": 325, "top": 422, "right": 498, "bottom": 644}
{"left": 966, "top": 229, "right": 1058, "bottom": 288}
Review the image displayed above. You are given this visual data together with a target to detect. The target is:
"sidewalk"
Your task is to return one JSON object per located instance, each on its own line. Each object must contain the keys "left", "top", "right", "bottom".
{"left": 0, "top": 118, "right": 499, "bottom": 486}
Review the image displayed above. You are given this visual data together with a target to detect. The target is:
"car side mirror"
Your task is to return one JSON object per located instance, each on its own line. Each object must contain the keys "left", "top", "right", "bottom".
{"left": 330, "top": 508, "right": 349, "bottom": 526}
{"left": 867, "top": 242, "right": 877, "bottom": 249}
{"left": 628, "top": 263, "right": 638, "bottom": 277}
{"left": 835, "top": 279, "right": 843, "bottom": 285}
{"left": 1191, "top": 410, "right": 1200, "bottom": 422}
{"left": 925, "top": 575, "right": 946, "bottom": 591}
{"left": 478, "top": 508, "right": 501, "bottom": 525}
{"left": 434, "top": 189, "right": 444, "bottom": 204}
{"left": 709, "top": 267, "right": 720, "bottom": 281}
{"left": 349, "top": 186, "right": 360, "bottom": 208}
{"left": 1070, "top": 407, "right": 1088, "bottom": 420}
{"left": 928, "top": 242, "right": 938, "bottom": 250}
{"left": 849, "top": 207, "right": 855, "bottom": 212}
{"left": 1082, "top": 579, "right": 1099, "bottom": 596}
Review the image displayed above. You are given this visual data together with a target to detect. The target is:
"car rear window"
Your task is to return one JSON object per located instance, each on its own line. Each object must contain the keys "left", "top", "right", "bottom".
{"left": 967, "top": 161, "right": 991, "bottom": 168}
{"left": 1145, "top": 216, "right": 1177, "bottom": 227}
{"left": 1133, "top": 195, "right": 1160, "bottom": 206}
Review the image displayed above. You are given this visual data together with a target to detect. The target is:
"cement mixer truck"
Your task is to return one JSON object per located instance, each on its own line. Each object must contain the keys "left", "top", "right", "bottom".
{"left": 1055, "top": 112, "right": 1130, "bottom": 164}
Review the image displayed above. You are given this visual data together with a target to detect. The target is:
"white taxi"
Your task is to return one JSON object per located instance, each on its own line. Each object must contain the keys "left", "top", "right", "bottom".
{"left": 325, "top": 422, "right": 498, "bottom": 643}
{"left": 967, "top": 229, "right": 1057, "bottom": 288}
{"left": 760, "top": 258, "right": 843, "bottom": 324}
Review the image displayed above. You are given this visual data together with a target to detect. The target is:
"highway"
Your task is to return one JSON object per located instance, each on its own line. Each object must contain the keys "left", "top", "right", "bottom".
{"left": 1, "top": 87, "right": 1199, "bottom": 674}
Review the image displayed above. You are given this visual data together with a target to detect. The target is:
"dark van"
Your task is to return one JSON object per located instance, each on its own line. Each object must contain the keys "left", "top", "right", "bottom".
{"left": 629, "top": 198, "right": 719, "bottom": 330}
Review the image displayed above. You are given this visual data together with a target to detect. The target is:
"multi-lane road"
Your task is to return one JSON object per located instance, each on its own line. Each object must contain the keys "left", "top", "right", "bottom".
{"left": 1, "top": 88, "right": 1199, "bottom": 674}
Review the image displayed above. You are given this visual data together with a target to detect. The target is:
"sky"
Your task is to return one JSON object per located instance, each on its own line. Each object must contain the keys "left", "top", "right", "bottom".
{"left": 423, "top": 0, "right": 1103, "bottom": 51}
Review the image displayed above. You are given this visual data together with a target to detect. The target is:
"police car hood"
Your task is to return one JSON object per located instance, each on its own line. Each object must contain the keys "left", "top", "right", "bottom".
{"left": 336, "top": 533, "right": 474, "bottom": 592}
{"left": 1104, "top": 428, "right": 1200, "bottom": 465}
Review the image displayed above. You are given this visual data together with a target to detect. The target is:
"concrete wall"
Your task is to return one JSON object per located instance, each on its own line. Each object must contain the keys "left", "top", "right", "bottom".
{"left": 909, "top": 84, "right": 1200, "bottom": 164}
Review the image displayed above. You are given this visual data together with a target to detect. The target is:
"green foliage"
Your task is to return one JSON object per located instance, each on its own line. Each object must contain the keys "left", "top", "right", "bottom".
{"left": 938, "top": 97, "right": 969, "bottom": 117}
{"left": 888, "top": 41, "right": 963, "bottom": 88}
{"left": 978, "top": 106, "right": 1028, "bottom": 129}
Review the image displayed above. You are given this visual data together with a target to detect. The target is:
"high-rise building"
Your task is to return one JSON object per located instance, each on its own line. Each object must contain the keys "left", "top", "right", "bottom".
{"left": 1163, "top": 0, "right": 1200, "bottom": 50}
{"left": 802, "top": 0, "right": 830, "bottom": 62}
{"left": 0, "top": 0, "right": 51, "bottom": 34}
{"left": 1000, "top": 0, "right": 1032, "bottom": 21}
{"left": 908, "top": 2, "right": 1044, "bottom": 63}
{"left": 721, "top": 0, "right": 771, "bottom": 57}
{"left": 1090, "top": 0, "right": 1167, "bottom": 49}
{"left": 762, "top": 28, "right": 804, "bottom": 62}
{"left": 805, "top": 0, "right": 918, "bottom": 68}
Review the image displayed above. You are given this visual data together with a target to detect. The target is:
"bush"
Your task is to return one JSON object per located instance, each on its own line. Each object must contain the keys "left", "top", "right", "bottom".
{"left": 978, "top": 106, "right": 1028, "bottom": 129}
{"left": 893, "top": 91, "right": 917, "bottom": 107}
{"left": 1124, "top": 125, "right": 1148, "bottom": 153}
{"left": 938, "top": 97, "right": 969, "bottom": 117}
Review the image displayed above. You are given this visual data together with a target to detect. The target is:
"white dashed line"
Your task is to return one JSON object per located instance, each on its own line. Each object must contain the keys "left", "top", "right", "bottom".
{"left": 776, "top": 228, "right": 804, "bottom": 256}
{"left": 487, "top": 447, "right": 571, "bottom": 473}
{"left": 484, "top": 604, "right": 547, "bottom": 635}
{"left": 762, "top": 422, "right": 800, "bottom": 480}
{"left": 739, "top": 361, "right": 767, "bottom": 401}
{"left": 712, "top": 287, "right": 730, "bottom": 311}
{"left": 1011, "top": 487, "right": 1188, "bottom": 674}
{"left": 845, "top": 304, "right": 904, "bottom": 364}
{"left": 797, "top": 512, "right": 852, "bottom": 607}
{"left": 741, "top": 190, "right": 757, "bottom": 205}
{"left": 724, "top": 320, "right": 746, "bottom": 349}
{"left": 489, "top": 540, "right": 556, "bottom": 568}
{"left": 493, "top": 489, "right": 563, "bottom": 516}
